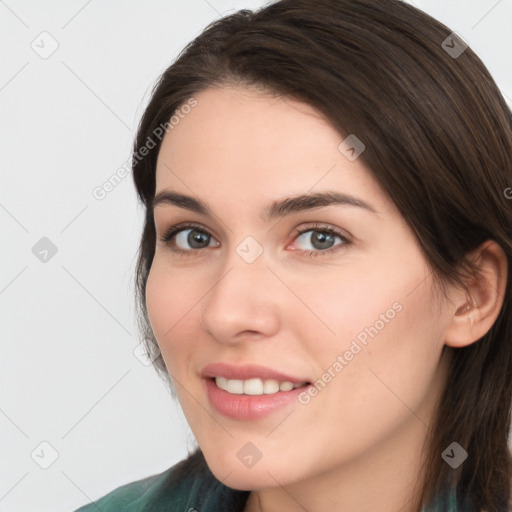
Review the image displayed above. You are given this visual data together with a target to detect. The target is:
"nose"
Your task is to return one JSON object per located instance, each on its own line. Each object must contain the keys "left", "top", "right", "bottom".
{"left": 199, "top": 247, "right": 281, "bottom": 345}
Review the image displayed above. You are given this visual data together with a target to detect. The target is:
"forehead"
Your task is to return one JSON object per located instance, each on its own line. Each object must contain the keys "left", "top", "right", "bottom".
{"left": 154, "top": 85, "right": 395, "bottom": 218}
{"left": 157, "top": 85, "right": 337, "bottom": 163}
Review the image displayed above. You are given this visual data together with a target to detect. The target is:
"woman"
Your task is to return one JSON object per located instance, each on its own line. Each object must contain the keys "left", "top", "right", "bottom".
{"left": 75, "top": 0, "right": 512, "bottom": 510}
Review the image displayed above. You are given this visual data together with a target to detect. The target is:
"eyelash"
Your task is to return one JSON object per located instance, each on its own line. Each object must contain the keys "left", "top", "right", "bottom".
{"left": 157, "top": 222, "right": 351, "bottom": 258}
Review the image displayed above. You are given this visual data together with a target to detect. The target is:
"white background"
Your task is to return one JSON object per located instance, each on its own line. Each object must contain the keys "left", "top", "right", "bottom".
{"left": 1, "top": 1, "right": 511, "bottom": 511}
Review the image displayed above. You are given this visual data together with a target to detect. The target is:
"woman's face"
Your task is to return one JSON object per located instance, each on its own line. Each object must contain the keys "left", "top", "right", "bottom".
{"left": 146, "top": 85, "right": 452, "bottom": 490}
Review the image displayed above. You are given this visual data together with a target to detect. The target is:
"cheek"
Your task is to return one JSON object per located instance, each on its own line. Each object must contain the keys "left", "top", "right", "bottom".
{"left": 145, "top": 259, "right": 205, "bottom": 370}
{"left": 314, "top": 248, "right": 436, "bottom": 358}
{"left": 145, "top": 263, "right": 172, "bottom": 340}
{"left": 317, "top": 274, "right": 443, "bottom": 432}
{"left": 302, "top": 253, "right": 443, "bottom": 401}
{"left": 286, "top": 259, "right": 402, "bottom": 356}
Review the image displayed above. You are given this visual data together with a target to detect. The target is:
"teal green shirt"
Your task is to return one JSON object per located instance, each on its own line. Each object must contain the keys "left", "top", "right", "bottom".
{"left": 73, "top": 454, "right": 472, "bottom": 511}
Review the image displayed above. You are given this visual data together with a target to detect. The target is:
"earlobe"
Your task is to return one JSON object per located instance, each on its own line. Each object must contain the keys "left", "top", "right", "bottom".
{"left": 443, "top": 240, "right": 508, "bottom": 349}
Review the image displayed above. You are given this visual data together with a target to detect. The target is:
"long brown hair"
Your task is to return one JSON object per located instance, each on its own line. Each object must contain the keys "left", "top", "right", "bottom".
{"left": 131, "top": 0, "right": 512, "bottom": 509}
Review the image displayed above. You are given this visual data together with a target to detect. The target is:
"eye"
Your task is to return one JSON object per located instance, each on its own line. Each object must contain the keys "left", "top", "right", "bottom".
{"left": 158, "top": 223, "right": 219, "bottom": 255}
{"left": 289, "top": 223, "right": 351, "bottom": 257}
{"left": 157, "top": 222, "right": 351, "bottom": 257}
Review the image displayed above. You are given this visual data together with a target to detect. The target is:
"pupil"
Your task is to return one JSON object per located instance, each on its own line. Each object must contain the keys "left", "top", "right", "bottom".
{"left": 189, "top": 230, "right": 209, "bottom": 248}
{"left": 312, "top": 232, "right": 333, "bottom": 250}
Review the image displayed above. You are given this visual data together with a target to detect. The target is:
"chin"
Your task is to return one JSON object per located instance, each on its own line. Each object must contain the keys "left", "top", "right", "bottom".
{"left": 204, "top": 452, "right": 287, "bottom": 491}
{"left": 214, "top": 469, "right": 278, "bottom": 492}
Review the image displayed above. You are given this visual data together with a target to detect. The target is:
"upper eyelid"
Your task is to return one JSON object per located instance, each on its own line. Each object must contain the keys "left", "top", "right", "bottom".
{"left": 156, "top": 219, "right": 217, "bottom": 237}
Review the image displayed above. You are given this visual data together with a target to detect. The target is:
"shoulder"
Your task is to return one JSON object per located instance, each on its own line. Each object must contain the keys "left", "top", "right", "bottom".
{"left": 73, "top": 450, "right": 250, "bottom": 512}
{"left": 73, "top": 463, "right": 184, "bottom": 512}
{"left": 422, "top": 483, "right": 512, "bottom": 512}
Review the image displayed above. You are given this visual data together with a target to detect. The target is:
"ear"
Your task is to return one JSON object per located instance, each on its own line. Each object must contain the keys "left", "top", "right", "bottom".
{"left": 444, "top": 240, "right": 508, "bottom": 348}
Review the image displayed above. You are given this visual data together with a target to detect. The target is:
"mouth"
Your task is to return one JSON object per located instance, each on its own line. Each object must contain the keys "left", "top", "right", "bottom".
{"left": 200, "top": 362, "right": 314, "bottom": 420}
{"left": 203, "top": 376, "right": 313, "bottom": 420}
{"left": 210, "top": 376, "right": 311, "bottom": 395}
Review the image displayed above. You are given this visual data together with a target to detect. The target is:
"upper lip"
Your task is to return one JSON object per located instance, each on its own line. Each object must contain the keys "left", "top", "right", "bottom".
{"left": 201, "top": 362, "right": 310, "bottom": 384}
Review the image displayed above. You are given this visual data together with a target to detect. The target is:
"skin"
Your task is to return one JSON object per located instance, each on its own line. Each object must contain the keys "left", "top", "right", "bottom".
{"left": 145, "top": 85, "right": 507, "bottom": 512}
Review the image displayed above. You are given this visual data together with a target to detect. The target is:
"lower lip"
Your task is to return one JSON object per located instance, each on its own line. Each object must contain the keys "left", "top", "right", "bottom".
{"left": 204, "top": 378, "right": 311, "bottom": 420}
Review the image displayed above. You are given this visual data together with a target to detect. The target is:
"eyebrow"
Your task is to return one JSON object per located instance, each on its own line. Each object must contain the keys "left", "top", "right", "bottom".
{"left": 152, "top": 190, "right": 379, "bottom": 221}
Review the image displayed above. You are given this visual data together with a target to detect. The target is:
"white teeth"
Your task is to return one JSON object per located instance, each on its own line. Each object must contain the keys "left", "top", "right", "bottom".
{"left": 263, "top": 379, "right": 280, "bottom": 394}
{"left": 226, "top": 379, "right": 244, "bottom": 394}
{"left": 279, "top": 381, "right": 294, "bottom": 392}
{"left": 245, "top": 378, "right": 264, "bottom": 395}
{"left": 214, "top": 377, "right": 307, "bottom": 395}
{"left": 215, "top": 376, "right": 228, "bottom": 392}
